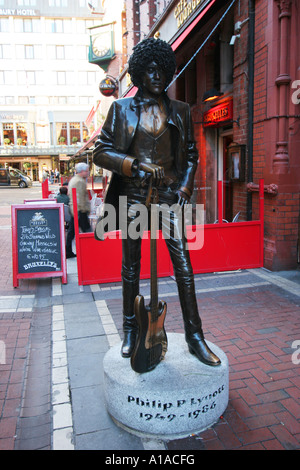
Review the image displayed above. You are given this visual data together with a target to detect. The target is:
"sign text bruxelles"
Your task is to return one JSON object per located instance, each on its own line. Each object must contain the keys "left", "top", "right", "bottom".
{"left": 203, "top": 100, "right": 233, "bottom": 127}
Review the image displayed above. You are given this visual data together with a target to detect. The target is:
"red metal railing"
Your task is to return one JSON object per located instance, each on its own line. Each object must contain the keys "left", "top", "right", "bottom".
{"left": 71, "top": 180, "right": 265, "bottom": 286}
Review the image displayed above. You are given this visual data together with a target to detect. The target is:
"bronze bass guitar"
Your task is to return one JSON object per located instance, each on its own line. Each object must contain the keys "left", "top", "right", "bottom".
{"left": 130, "top": 185, "right": 168, "bottom": 373}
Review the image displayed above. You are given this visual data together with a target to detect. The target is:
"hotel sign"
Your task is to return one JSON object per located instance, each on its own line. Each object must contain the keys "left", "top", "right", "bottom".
{"left": 203, "top": 100, "right": 233, "bottom": 127}
{"left": 0, "top": 8, "right": 39, "bottom": 16}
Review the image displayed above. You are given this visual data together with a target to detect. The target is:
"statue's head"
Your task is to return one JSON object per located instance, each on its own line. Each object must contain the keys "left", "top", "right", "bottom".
{"left": 128, "top": 38, "right": 176, "bottom": 92}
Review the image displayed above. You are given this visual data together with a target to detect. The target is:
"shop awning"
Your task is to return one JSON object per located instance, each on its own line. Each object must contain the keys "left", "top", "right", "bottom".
{"left": 125, "top": 85, "right": 137, "bottom": 97}
{"left": 171, "top": 0, "right": 216, "bottom": 51}
{"left": 69, "top": 125, "right": 102, "bottom": 161}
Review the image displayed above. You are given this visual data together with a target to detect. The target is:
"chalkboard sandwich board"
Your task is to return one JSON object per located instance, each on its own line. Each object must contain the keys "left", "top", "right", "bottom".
{"left": 12, "top": 203, "right": 67, "bottom": 287}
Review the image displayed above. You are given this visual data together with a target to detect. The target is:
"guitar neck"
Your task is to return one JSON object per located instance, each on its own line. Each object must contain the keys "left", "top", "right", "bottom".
{"left": 150, "top": 202, "right": 158, "bottom": 314}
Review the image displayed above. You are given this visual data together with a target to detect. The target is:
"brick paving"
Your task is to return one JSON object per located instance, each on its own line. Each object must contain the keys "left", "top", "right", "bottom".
{"left": 0, "top": 201, "right": 52, "bottom": 450}
{"left": 106, "top": 277, "right": 300, "bottom": 450}
{"left": 0, "top": 191, "right": 300, "bottom": 450}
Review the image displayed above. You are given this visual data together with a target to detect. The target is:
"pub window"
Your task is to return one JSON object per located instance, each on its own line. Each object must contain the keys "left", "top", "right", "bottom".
{"left": 3, "top": 123, "right": 14, "bottom": 145}
{"left": 56, "top": 123, "right": 68, "bottom": 145}
{"left": 70, "top": 122, "right": 80, "bottom": 144}
{"left": 17, "top": 123, "right": 28, "bottom": 146}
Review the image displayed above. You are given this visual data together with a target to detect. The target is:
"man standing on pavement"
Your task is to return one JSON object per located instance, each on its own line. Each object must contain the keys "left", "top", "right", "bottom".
{"left": 66, "top": 162, "right": 91, "bottom": 258}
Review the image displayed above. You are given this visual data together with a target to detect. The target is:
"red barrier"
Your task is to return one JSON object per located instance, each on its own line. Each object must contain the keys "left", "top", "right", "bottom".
{"left": 72, "top": 180, "right": 264, "bottom": 285}
{"left": 41, "top": 178, "right": 50, "bottom": 198}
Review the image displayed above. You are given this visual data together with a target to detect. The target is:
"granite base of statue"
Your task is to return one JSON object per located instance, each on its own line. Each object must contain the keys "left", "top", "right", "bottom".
{"left": 103, "top": 333, "right": 229, "bottom": 439}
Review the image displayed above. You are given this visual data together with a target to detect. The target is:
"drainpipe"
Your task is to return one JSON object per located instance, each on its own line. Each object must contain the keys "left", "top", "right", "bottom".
{"left": 247, "top": 0, "right": 255, "bottom": 220}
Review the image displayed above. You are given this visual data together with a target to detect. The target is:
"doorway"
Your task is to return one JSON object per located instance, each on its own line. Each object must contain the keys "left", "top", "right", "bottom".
{"left": 218, "top": 130, "right": 233, "bottom": 222}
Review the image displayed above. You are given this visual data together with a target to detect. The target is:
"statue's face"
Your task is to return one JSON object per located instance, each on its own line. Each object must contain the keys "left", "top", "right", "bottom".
{"left": 141, "top": 61, "right": 167, "bottom": 98}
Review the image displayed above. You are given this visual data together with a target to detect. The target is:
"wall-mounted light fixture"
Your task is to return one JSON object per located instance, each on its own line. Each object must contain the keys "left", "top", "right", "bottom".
{"left": 229, "top": 34, "right": 240, "bottom": 45}
{"left": 202, "top": 88, "right": 223, "bottom": 103}
{"left": 229, "top": 20, "right": 245, "bottom": 46}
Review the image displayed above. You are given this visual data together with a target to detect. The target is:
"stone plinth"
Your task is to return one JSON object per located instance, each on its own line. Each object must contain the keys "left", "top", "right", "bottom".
{"left": 103, "top": 333, "right": 229, "bottom": 439}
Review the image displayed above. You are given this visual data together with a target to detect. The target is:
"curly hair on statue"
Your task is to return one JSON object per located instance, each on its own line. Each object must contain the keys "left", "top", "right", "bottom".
{"left": 128, "top": 38, "right": 176, "bottom": 89}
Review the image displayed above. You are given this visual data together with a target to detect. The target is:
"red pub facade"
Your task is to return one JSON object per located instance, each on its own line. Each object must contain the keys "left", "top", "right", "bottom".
{"left": 119, "top": 0, "right": 300, "bottom": 272}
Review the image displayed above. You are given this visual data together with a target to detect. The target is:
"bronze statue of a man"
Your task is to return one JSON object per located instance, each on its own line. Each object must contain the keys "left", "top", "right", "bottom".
{"left": 93, "top": 38, "right": 220, "bottom": 367}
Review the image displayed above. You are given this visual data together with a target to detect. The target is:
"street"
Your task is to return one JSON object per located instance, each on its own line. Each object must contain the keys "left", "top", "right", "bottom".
{"left": 0, "top": 183, "right": 47, "bottom": 206}
{"left": 0, "top": 184, "right": 300, "bottom": 451}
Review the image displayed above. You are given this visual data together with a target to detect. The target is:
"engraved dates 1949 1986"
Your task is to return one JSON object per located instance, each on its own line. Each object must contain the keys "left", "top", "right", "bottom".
{"left": 127, "top": 384, "right": 225, "bottom": 422}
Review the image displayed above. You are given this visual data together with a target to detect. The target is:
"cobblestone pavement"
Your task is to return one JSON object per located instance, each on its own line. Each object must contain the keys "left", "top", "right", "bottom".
{"left": 0, "top": 185, "right": 299, "bottom": 451}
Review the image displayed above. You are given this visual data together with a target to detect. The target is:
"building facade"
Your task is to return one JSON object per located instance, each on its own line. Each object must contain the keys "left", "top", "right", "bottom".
{"left": 0, "top": 0, "right": 106, "bottom": 181}
{"left": 119, "top": 0, "right": 300, "bottom": 272}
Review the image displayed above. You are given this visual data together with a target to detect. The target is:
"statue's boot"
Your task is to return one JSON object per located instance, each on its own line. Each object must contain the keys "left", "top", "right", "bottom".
{"left": 121, "top": 314, "right": 138, "bottom": 358}
{"left": 185, "top": 329, "right": 221, "bottom": 366}
{"left": 178, "top": 281, "right": 221, "bottom": 367}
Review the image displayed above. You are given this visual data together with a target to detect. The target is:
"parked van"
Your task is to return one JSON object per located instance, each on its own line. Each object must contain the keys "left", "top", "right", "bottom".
{"left": 0, "top": 168, "right": 32, "bottom": 188}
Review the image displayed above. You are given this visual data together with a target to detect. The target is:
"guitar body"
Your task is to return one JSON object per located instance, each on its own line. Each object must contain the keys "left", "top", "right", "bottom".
{"left": 130, "top": 294, "right": 168, "bottom": 374}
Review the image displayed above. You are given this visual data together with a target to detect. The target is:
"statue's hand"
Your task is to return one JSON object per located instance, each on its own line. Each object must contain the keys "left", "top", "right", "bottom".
{"left": 138, "top": 162, "right": 165, "bottom": 185}
{"left": 176, "top": 190, "right": 190, "bottom": 207}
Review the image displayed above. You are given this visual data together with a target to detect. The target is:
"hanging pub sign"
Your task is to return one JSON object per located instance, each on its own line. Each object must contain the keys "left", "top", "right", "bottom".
{"left": 203, "top": 99, "right": 233, "bottom": 127}
{"left": 99, "top": 76, "right": 118, "bottom": 97}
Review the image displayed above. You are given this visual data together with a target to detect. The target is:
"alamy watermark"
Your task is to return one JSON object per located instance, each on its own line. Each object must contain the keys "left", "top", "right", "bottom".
{"left": 95, "top": 197, "right": 205, "bottom": 251}
{"left": 291, "top": 80, "right": 300, "bottom": 105}
{"left": 0, "top": 340, "right": 6, "bottom": 365}
{"left": 291, "top": 340, "right": 300, "bottom": 365}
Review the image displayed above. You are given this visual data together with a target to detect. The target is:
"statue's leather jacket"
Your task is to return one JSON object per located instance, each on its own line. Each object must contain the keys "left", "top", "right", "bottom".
{"left": 93, "top": 92, "right": 198, "bottom": 231}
